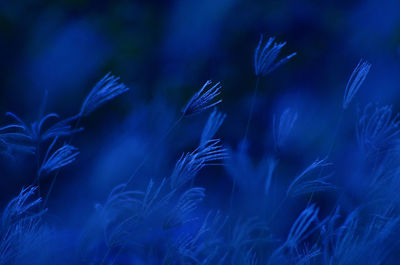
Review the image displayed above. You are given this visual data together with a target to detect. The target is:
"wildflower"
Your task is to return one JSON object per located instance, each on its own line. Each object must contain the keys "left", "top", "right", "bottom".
{"left": 200, "top": 109, "right": 226, "bottom": 146}
{"left": 254, "top": 35, "right": 296, "bottom": 77}
{"left": 286, "top": 157, "right": 335, "bottom": 197}
{"left": 343, "top": 59, "right": 371, "bottom": 109}
{"left": 356, "top": 103, "right": 400, "bottom": 153}
{"left": 38, "top": 141, "right": 79, "bottom": 176}
{"left": 273, "top": 108, "right": 298, "bottom": 152}
{"left": 80, "top": 72, "right": 129, "bottom": 117}
{"left": 182, "top": 80, "right": 222, "bottom": 117}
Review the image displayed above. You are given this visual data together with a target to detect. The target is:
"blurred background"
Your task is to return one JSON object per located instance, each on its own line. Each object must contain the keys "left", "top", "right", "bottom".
{"left": 0, "top": 0, "right": 400, "bottom": 240}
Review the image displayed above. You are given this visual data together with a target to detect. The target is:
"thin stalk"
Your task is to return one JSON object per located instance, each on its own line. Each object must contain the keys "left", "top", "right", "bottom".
{"left": 267, "top": 196, "right": 288, "bottom": 225}
{"left": 229, "top": 76, "right": 260, "bottom": 212}
{"left": 326, "top": 109, "right": 345, "bottom": 158}
{"left": 228, "top": 177, "right": 237, "bottom": 213}
{"left": 125, "top": 115, "right": 184, "bottom": 188}
{"left": 101, "top": 247, "right": 112, "bottom": 264}
{"left": 35, "top": 91, "right": 48, "bottom": 198}
{"left": 243, "top": 77, "right": 261, "bottom": 142}
{"left": 307, "top": 108, "right": 344, "bottom": 206}
{"left": 42, "top": 116, "right": 82, "bottom": 209}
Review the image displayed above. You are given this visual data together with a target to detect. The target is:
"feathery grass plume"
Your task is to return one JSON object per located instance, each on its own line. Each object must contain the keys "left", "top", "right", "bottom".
{"left": 244, "top": 249, "right": 258, "bottom": 265}
{"left": 0, "top": 136, "right": 35, "bottom": 156}
{"left": 98, "top": 179, "right": 175, "bottom": 248}
{"left": 327, "top": 209, "right": 359, "bottom": 263}
{"left": 168, "top": 225, "right": 207, "bottom": 263}
{"left": 286, "top": 157, "right": 336, "bottom": 198}
{"left": 182, "top": 80, "right": 222, "bottom": 117}
{"left": 327, "top": 207, "right": 400, "bottom": 265}
{"left": 196, "top": 211, "right": 229, "bottom": 264}
{"left": 2, "top": 186, "right": 46, "bottom": 225}
{"left": 0, "top": 112, "right": 82, "bottom": 153}
{"left": 200, "top": 109, "right": 226, "bottom": 146}
{"left": 167, "top": 211, "right": 228, "bottom": 264}
{"left": 268, "top": 218, "right": 322, "bottom": 265}
{"left": 228, "top": 218, "right": 269, "bottom": 254}
{"left": 170, "top": 230, "right": 206, "bottom": 263}
{"left": 170, "top": 139, "right": 228, "bottom": 189}
{"left": 163, "top": 187, "right": 205, "bottom": 229}
{"left": 267, "top": 246, "right": 321, "bottom": 265}
{"left": 342, "top": 59, "right": 371, "bottom": 109}
{"left": 79, "top": 72, "right": 129, "bottom": 117}
{"left": 284, "top": 204, "right": 320, "bottom": 250}
{"left": 140, "top": 179, "right": 174, "bottom": 218}
{"left": 320, "top": 206, "right": 341, "bottom": 263}
{"left": 0, "top": 186, "right": 47, "bottom": 264}
{"left": 27, "top": 113, "right": 82, "bottom": 142}
{"left": 35, "top": 114, "right": 83, "bottom": 141}
{"left": 356, "top": 103, "right": 400, "bottom": 153}
{"left": 273, "top": 108, "right": 298, "bottom": 152}
{"left": 38, "top": 140, "right": 79, "bottom": 176}
{"left": 254, "top": 35, "right": 296, "bottom": 77}
{"left": 367, "top": 154, "right": 400, "bottom": 203}
{"left": 268, "top": 245, "right": 320, "bottom": 265}
{"left": 0, "top": 114, "right": 28, "bottom": 147}
{"left": 296, "top": 246, "right": 321, "bottom": 265}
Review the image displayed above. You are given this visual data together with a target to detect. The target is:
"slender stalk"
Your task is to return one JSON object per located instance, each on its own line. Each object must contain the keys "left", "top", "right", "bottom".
{"left": 35, "top": 91, "right": 48, "bottom": 198}
{"left": 267, "top": 196, "right": 288, "bottom": 225}
{"left": 307, "top": 108, "right": 344, "bottom": 206}
{"left": 42, "top": 116, "right": 82, "bottom": 209}
{"left": 326, "top": 109, "right": 345, "bottom": 158}
{"left": 101, "top": 247, "right": 111, "bottom": 264}
{"left": 125, "top": 115, "right": 184, "bottom": 188}
{"left": 243, "top": 77, "right": 261, "bottom": 142}
{"left": 229, "top": 76, "right": 261, "bottom": 213}
{"left": 228, "top": 177, "right": 237, "bottom": 213}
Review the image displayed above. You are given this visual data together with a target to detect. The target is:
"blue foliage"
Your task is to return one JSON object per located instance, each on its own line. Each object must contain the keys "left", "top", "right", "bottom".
{"left": 2, "top": 1, "right": 400, "bottom": 264}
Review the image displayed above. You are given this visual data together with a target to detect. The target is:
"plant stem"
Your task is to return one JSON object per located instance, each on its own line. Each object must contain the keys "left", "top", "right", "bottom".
{"left": 125, "top": 115, "right": 183, "bottom": 188}
{"left": 229, "top": 76, "right": 261, "bottom": 212}
{"left": 243, "top": 76, "right": 261, "bottom": 142}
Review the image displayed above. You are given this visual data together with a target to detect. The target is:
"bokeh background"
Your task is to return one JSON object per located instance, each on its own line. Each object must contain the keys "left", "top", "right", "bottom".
{"left": 1, "top": 0, "right": 400, "bottom": 260}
